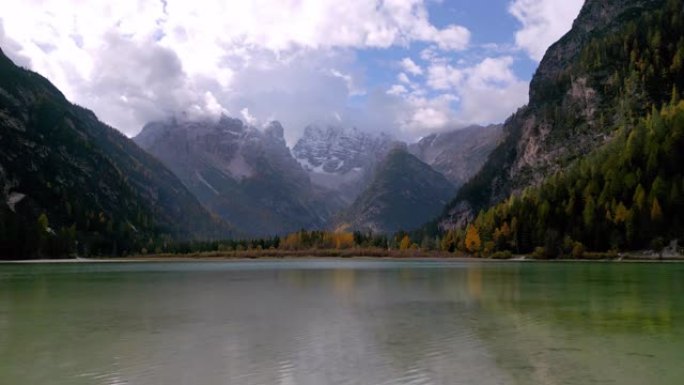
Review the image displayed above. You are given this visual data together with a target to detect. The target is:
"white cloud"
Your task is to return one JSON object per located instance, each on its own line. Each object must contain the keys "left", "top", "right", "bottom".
{"left": 0, "top": 0, "right": 472, "bottom": 140}
{"left": 387, "top": 84, "right": 408, "bottom": 96}
{"left": 433, "top": 25, "right": 471, "bottom": 51}
{"left": 456, "top": 57, "right": 529, "bottom": 124}
{"left": 509, "top": 0, "right": 584, "bottom": 61}
{"left": 400, "top": 57, "right": 423, "bottom": 76}
{"left": 398, "top": 72, "right": 412, "bottom": 84}
{"left": 397, "top": 56, "right": 529, "bottom": 132}
{"left": 426, "top": 64, "right": 463, "bottom": 90}
{"left": 240, "top": 107, "right": 257, "bottom": 125}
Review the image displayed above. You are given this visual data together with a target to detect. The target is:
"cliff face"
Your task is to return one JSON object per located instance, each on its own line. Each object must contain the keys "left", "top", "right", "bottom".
{"left": 440, "top": 0, "right": 676, "bottom": 228}
{"left": 292, "top": 125, "right": 394, "bottom": 204}
{"left": 135, "top": 118, "right": 343, "bottom": 237}
{"left": 408, "top": 125, "right": 502, "bottom": 189}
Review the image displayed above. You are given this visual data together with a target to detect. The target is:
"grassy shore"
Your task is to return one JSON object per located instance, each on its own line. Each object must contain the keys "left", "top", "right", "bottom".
{"left": 128, "top": 248, "right": 465, "bottom": 261}
{"left": 3, "top": 248, "right": 683, "bottom": 263}
{"left": 125, "top": 248, "right": 684, "bottom": 262}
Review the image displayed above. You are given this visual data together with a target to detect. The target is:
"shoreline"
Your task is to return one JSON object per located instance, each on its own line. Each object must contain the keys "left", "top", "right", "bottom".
{"left": 2, "top": 252, "right": 684, "bottom": 264}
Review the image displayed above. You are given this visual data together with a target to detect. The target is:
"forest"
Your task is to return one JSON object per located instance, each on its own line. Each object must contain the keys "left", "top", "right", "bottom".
{"left": 441, "top": 100, "right": 684, "bottom": 258}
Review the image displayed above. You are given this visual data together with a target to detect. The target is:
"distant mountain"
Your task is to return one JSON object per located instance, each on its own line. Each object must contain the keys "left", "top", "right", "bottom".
{"left": 292, "top": 125, "right": 394, "bottom": 204}
{"left": 135, "top": 118, "right": 342, "bottom": 236}
{"left": 408, "top": 124, "right": 502, "bottom": 188}
{"left": 335, "top": 148, "right": 455, "bottom": 234}
{"left": 0, "top": 48, "right": 230, "bottom": 258}
{"left": 292, "top": 123, "right": 502, "bottom": 233}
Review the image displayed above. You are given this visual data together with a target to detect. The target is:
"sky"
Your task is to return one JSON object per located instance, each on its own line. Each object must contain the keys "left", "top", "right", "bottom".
{"left": 0, "top": 0, "right": 584, "bottom": 144}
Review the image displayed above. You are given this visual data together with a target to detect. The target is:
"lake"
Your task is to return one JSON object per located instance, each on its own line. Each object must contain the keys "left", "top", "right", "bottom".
{"left": 0, "top": 259, "right": 682, "bottom": 385}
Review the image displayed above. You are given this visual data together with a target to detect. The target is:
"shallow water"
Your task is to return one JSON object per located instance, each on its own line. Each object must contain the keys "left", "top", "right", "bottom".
{"left": 0, "top": 260, "right": 682, "bottom": 385}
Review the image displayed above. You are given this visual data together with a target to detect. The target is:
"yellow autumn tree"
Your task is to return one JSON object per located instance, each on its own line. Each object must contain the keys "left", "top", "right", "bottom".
{"left": 651, "top": 198, "right": 663, "bottom": 222}
{"left": 399, "top": 235, "right": 411, "bottom": 250}
{"left": 500, "top": 221, "right": 512, "bottom": 239}
{"left": 332, "top": 232, "right": 355, "bottom": 249}
{"left": 613, "top": 202, "right": 630, "bottom": 224}
{"left": 280, "top": 232, "right": 303, "bottom": 250}
{"left": 465, "top": 225, "right": 482, "bottom": 254}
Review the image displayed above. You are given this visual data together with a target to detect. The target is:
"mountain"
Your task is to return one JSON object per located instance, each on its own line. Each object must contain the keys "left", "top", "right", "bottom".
{"left": 408, "top": 124, "right": 503, "bottom": 188}
{"left": 336, "top": 148, "right": 455, "bottom": 234}
{"left": 134, "top": 118, "right": 342, "bottom": 236}
{"left": 0, "top": 48, "right": 230, "bottom": 258}
{"left": 434, "top": 0, "right": 684, "bottom": 255}
{"left": 292, "top": 125, "right": 394, "bottom": 204}
{"left": 439, "top": 0, "right": 683, "bottom": 229}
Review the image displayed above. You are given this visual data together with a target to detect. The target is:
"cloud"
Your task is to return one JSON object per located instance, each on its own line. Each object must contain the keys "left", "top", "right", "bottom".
{"left": 432, "top": 25, "right": 471, "bottom": 51}
{"left": 0, "top": 0, "right": 474, "bottom": 140}
{"left": 387, "top": 84, "right": 408, "bottom": 96}
{"left": 0, "top": 20, "right": 31, "bottom": 68}
{"left": 426, "top": 64, "right": 463, "bottom": 90}
{"left": 454, "top": 57, "right": 529, "bottom": 124}
{"left": 389, "top": 55, "right": 529, "bottom": 134}
{"left": 400, "top": 57, "right": 423, "bottom": 76}
{"left": 509, "top": 0, "right": 584, "bottom": 61}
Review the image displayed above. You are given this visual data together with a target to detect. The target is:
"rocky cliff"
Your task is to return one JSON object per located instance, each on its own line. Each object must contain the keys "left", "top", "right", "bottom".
{"left": 440, "top": 0, "right": 676, "bottom": 229}
{"left": 135, "top": 118, "right": 343, "bottom": 236}
{"left": 292, "top": 125, "right": 395, "bottom": 204}
{"left": 409, "top": 125, "right": 502, "bottom": 189}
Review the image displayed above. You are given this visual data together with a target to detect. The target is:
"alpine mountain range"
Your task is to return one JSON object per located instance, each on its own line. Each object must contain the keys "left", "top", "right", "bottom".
{"left": 2, "top": 0, "right": 683, "bottom": 258}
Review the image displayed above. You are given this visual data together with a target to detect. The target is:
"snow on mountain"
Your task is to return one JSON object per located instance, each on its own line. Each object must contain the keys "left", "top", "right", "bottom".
{"left": 292, "top": 124, "right": 395, "bottom": 203}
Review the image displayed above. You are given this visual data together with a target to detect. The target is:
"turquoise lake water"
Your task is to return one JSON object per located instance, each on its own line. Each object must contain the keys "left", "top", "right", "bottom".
{"left": 1, "top": 260, "right": 682, "bottom": 384}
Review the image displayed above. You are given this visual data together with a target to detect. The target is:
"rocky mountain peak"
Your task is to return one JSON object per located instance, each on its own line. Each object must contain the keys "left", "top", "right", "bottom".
{"left": 264, "top": 121, "right": 286, "bottom": 145}
{"left": 293, "top": 124, "right": 393, "bottom": 174}
{"left": 133, "top": 116, "right": 343, "bottom": 236}
{"left": 408, "top": 125, "right": 503, "bottom": 188}
{"left": 291, "top": 124, "right": 395, "bottom": 204}
{"left": 531, "top": 0, "right": 660, "bottom": 104}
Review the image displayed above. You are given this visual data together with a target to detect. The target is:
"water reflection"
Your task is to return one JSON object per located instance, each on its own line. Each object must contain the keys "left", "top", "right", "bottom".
{"left": 0, "top": 261, "right": 682, "bottom": 385}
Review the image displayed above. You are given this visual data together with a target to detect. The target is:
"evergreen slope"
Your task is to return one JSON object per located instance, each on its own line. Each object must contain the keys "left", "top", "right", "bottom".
{"left": 442, "top": 101, "right": 684, "bottom": 255}
{"left": 440, "top": 0, "right": 684, "bottom": 229}
{"left": 435, "top": 0, "right": 684, "bottom": 255}
{"left": 0, "top": 48, "right": 230, "bottom": 258}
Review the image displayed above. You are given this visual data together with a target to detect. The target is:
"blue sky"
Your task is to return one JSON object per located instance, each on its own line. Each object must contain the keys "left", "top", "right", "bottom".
{"left": 0, "top": 0, "right": 584, "bottom": 143}
{"left": 352, "top": 0, "right": 540, "bottom": 119}
{"left": 426, "top": 0, "right": 538, "bottom": 78}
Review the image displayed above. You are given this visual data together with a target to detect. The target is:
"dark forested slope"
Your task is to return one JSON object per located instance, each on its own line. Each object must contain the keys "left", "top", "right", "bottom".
{"left": 0, "top": 48, "right": 230, "bottom": 258}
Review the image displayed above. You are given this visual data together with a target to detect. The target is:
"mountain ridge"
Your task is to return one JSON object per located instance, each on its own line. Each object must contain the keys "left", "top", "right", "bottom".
{"left": 134, "top": 117, "right": 343, "bottom": 237}
{"left": 438, "top": 0, "right": 680, "bottom": 229}
{"left": 0, "top": 47, "right": 230, "bottom": 258}
{"left": 335, "top": 148, "right": 456, "bottom": 234}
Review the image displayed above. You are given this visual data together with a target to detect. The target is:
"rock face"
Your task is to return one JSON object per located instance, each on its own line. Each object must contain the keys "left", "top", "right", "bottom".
{"left": 135, "top": 118, "right": 342, "bottom": 236}
{"left": 290, "top": 123, "right": 503, "bottom": 233}
{"left": 408, "top": 124, "right": 502, "bottom": 189}
{"left": 439, "top": 0, "right": 669, "bottom": 228}
{"left": 292, "top": 125, "right": 394, "bottom": 204}
{"left": 0, "top": 48, "right": 230, "bottom": 257}
{"left": 336, "top": 148, "right": 455, "bottom": 234}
